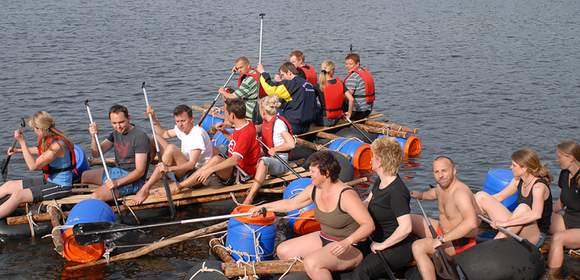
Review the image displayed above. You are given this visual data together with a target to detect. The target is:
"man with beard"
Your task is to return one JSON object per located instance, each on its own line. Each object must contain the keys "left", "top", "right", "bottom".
{"left": 409, "top": 156, "right": 480, "bottom": 280}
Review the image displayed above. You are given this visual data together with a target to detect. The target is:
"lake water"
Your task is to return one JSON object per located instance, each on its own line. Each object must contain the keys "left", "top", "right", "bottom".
{"left": 0, "top": 0, "right": 578, "bottom": 278}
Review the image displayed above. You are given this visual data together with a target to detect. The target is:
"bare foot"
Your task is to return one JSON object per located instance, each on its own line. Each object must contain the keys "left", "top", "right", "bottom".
{"left": 152, "top": 183, "right": 181, "bottom": 197}
{"left": 127, "top": 189, "right": 150, "bottom": 206}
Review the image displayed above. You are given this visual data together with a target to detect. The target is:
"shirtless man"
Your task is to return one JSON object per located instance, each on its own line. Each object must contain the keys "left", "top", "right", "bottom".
{"left": 409, "top": 156, "right": 480, "bottom": 280}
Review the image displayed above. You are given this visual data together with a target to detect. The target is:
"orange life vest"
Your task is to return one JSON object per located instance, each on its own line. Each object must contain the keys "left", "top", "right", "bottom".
{"left": 322, "top": 78, "right": 345, "bottom": 120}
{"left": 238, "top": 69, "right": 266, "bottom": 98}
{"left": 298, "top": 64, "right": 318, "bottom": 86}
{"left": 344, "top": 67, "right": 375, "bottom": 104}
{"left": 38, "top": 135, "right": 77, "bottom": 181}
{"left": 261, "top": 114, "right": 293, "bottom": 150}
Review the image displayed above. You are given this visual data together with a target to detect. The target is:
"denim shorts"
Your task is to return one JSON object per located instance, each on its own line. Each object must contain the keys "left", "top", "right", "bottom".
{"left": 101, "top": 167, "right": 145, "bottom": 196}
{"left": 260, "top": 156, "right": 289, "bottom": 176}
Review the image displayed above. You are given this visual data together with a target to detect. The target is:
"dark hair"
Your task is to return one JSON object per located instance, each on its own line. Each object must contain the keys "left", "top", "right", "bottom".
{"left": 173, "top": 104, "right": 193, "bottom": 118}
{"left": 279, "top": 62, "right": 299, "bottom": 75}
{"left": 433, "top": 155, "right": 455, "bottom": 167}
{"left": 289, "top": 50, "right": 305, "bottom": 62}
{"left": 308, "top": 151, "right": 341, "bottom": 182}
{"left": 109, "top": 104, "right": 129, "bottom": 119}
{"left": 345, "top": 53, "right": 360, "bottom": 64}
{"left": 225, "top": 98, "right": 246, "bottom": 119}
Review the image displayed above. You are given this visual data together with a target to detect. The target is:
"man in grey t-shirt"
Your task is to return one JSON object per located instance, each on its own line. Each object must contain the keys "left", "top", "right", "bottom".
{"left": 81, "top": 104, "right": 151, "bottom": 201}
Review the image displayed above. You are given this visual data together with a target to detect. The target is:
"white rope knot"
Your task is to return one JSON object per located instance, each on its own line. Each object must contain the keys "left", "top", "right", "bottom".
{"left": 188, "top": 261, "right": 225, "bottom": 280}
{"left": 278, "top": 257, "right": 304, "bottom": 280}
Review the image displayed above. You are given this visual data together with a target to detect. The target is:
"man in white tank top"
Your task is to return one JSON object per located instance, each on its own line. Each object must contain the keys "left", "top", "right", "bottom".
{"left": 129, "top": 104, "right": 213, "bottom": 205}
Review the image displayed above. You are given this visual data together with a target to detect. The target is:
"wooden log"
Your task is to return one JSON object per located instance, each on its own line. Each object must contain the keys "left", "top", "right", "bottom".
{"left": 209, "top": 238, "right": 235, "bottom": 263}
{"left": 316, "top": 131, "right": 339, "bottom": 140}
{"left": 66, "top": 221, "right": 229, "bottom": 270}
{"left": 296, "top": 113, "right": 383, "bottom": 137}
{"left": 355, "top": 123, "right": 408, "bottom": 138}
{"left": 222, "top": 260, "right": 305, "bottom": 278}
{"left": 364, "top": 120, "right": 418, "bottom": 134}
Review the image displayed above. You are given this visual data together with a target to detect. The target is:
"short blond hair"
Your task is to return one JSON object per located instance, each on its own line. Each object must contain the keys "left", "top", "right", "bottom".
{"left": 260, "top": 95, "right": 282, "bottom": 116}
{"left": 371, "top": 137, "right": 402, "bottom": 175}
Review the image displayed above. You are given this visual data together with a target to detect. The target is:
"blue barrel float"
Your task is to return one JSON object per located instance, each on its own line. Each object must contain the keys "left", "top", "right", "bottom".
{"left": 483, "top": 168, "right": 518, "bottom": 211}
{"left": 200, "top": 115, "right": 224, "bottom": 133}
{"left": 212, "top": 128, "right": 234, "bottom": 149}
{"left": 225, "top": 205, "right": 277, "bottom": 262}
{"left": 73, "top": 144, "right": 90, "bottom": 182}
{"left": 62, "top": 199, "right": 116, "bottom": 263}
{"left": 283, "top": 178, "right": 320, "bottom": 236}
{"left": 377, "top": 134, "right": 422, "bottom": 158}
{"left": 326, "top": 137, "right": 372, "bottom": 170}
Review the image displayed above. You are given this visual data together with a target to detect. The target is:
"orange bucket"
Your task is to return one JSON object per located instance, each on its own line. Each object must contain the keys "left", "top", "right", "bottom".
{"left": 62, "top": 228, "right": 106, "bottom": 263}
{"left": 231, "top": 205, "right": 276, "bottom": 226}
{"left": 293, "top": 209, "right": 320, "bottom": 236}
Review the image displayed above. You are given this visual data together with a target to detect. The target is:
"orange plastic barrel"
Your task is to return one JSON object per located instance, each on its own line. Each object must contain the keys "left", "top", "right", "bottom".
{"left": 397, "top": 135, "right": 422, "bottom": 157}
{"left": 293, "top": 209, "right": 321, "bottom": 235}
{"left": 327, "top": 138, "right": 372, "bottom": 170}
{"left": 62, "top": 228, "right": 106, "bottom": 263}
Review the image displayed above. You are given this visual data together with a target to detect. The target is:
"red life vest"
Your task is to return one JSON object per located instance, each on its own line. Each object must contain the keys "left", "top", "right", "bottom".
{"left": 38, "top": 135, "right": 77, "bottom": 181}
{"left": 298, "top": 64, "right": 318, "bottom": 86}
{"left": 237, "top": 69, "right": 266, "bottom": 98}
{"left": 322, "top": 78, "right": 345, "bottom": 120}
{"left": 344, "top": 67, "right": 375, "bottom": 104}
{"left": 261, "top": 114, "right": 293, "bottom": 150}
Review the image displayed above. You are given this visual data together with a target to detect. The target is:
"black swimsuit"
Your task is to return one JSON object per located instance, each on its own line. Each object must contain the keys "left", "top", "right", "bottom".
{"left": 559, "top": 169, "right": 580, "bottom": 229}
{"left": 516, "top": 178, "right": 552, "bottom": 234}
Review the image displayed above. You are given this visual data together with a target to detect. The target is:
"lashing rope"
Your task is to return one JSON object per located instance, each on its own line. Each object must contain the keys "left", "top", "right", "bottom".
{"left": 187, "top": 261, "right": 225, "bottom": 279}
{"left": 278, "top": 257, "right": 304, "bottom": 280}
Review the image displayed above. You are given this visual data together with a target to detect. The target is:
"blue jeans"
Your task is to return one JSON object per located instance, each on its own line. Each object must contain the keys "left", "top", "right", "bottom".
{"left": 101, "top": 167, "right": 145, "bottom": 196}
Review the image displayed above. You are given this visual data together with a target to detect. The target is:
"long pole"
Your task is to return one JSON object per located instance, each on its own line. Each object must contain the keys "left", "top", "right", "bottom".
{"left": 142, "top": 82, "right": 176, "bottom": 219}
{"left": 258, "top": 13, "right": 265, "bottom": 65}
{"left": 256, "top": 138, "right": 302, "bottom": 178}
{"left": 478, "top": 214, "right": 523, "bottom": 242}
{"left": 84, "top": 100, "right": 122, "bottom": 215}
{"left": 344, "top": 115, "right": 373, "bottom": 143}
{"left": 197, "top": 71, "right": 236, "bottom": 127}
{"left": 1, "top": 118, "right": 25, "bottom": 181}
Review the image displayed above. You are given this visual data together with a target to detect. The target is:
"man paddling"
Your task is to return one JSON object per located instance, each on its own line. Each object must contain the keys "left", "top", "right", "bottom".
{"left": 410, "top": 156, "right": 480, "bottom": 280}
{"left": 81, "top": 105, "right": 151, "bottom": 201}
{"left": 176, "top": 98, "right": 260, "bottom": 189}
{"left": 129, "top": 105, "right": 213, "bottom": 205}
{"left": 219, "top": 56, "right": 263, "bottom": 123}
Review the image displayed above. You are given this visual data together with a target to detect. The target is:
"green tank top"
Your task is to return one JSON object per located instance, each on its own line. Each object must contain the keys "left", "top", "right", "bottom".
{"left": 312, "top": 187, "right": 360, "bottom": 240}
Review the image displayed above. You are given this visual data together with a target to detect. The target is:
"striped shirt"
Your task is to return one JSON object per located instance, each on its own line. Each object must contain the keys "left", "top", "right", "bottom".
{"left": 234, "top": 70, "right": 259, "bottom": 119}
{"left": 344, "top": 71, "right": 371, "bottom": 112}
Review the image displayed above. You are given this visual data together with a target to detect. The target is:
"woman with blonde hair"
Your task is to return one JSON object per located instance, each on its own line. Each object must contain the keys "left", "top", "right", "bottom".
{"left": 0, "top": 111, "right": 75, "bottom": 218}
{"left": 475, "top": 148, "right": 552, "bottom": 246}
{"left": 317, "top": 60, "right": 351, "bottom": 126}
{"left": 548, "top": 140, "right": 580, "bottom": 275}
{"left": 244, "top": 95, "right": 295, "bottom": 204}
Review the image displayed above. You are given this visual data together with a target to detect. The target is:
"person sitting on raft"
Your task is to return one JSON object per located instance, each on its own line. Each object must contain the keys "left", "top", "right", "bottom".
{"left": 474, "top": 148, "right": 553, "bottom": 247}
{"left": 316, "top": 60, "right": 349, "bottom": 127}
{"left": 256, "top": 62, "right": 320, "bottom": 135}
{"left": 129, "top": 104, "right": 213, "bottom": 205}
{"left": 289, "top": 49, "right": 318, "bottom": 86}
{"left": 82, "top": 104, "right": 151, "bottom": 201}
{"left": 249, "top": 151, "right": 374, "bottom": 280}
{"left": 548, "top": 140, "right": 580, "bottom": 277}
{"left": 219, "top": 56, "right": 263, "bottom": 123}
{"left": 410, "top": 156, "right": 480, "bottom": 280}
{"left": 178, "top": 98, "right": 260, "bottom": 188}
{"left": 244, "top": 95, "right": 295, "bottom": 205}
{"left": 344, "top": 53, "right": 375, "bottom": 121}
{"left": 0, "top": 111, "right": 75, "bottom": 218}
{"left": 351, "top": 137, "right": 416, "bottom": 279}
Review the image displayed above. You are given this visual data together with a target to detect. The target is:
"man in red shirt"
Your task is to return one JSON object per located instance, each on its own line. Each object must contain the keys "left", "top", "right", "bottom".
{"left": 178, "top": 98, "right": 260, "bottom": 189}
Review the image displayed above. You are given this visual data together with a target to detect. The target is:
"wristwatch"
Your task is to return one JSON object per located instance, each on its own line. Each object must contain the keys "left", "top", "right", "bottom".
{"left": 437, "top": 235, "right": 446, "bottom": 243}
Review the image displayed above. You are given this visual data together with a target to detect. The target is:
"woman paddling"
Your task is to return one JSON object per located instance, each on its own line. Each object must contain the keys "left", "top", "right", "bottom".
{"left": 475, "top": 148, "right": 552, "bottom": 247}
{"left": 351, "top": 137, "right": 416, "bottom": 279}
{"left": 548, "top": 140, "right": 580, "bottom": 276}
{"left": 250, "top": 151, "right": 374, "bottom": 280}
{"left": 0, "top": 111, "right": 74, "bottom": 218}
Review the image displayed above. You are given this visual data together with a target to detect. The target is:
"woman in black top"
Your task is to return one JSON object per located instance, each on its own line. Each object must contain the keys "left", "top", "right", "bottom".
{"left": 351, "top": 137, "right": 415, "bottom": 279}
{"left": 475, "top": 148, "right": 552, "bottom": 247}
{"left": 548, "top": 140, "right": 580, "bottom": 273}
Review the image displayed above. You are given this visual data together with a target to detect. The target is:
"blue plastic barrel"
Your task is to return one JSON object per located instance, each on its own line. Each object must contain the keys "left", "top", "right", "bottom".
{"left": 65, "top": 199, "right": 116, "bottom": 226}
{"left": 212, "top": 128, "right": 233, "bottom": 149}
{"left": 225, "top": 211, "right": 277, "bottom": 262}
{"left": 284, "top": 178, "right": 319, "bottom": 236}
{"left": 201, "top": 115, "right": 224, "bottom": 133}
{"left": 482, "top": 169, "right": 518, "bottom": 211}
{"left": 74, "top": 144, "right": 89, "bottom": 182}
{"left": 326, "top": 137, "right": 371, "bottom": 170}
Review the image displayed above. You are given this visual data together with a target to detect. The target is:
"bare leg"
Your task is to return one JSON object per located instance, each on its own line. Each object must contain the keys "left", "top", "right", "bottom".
{"left": 276, "top": 231, "right": 322, "bottom": 260}
{"left": 410, "top": 213, "right": 439, "bottom": 238}
{"left": 550, "top": 213, "right": 566, "bottom": 234}
{"left": 412, "top": 238, "right": 438, "bottom": 280}
{"left": 180, "top": 155, "right": 225, "bottom": 188}
{"left": 244, "top": 160, "right": 267, "bottom": 205}
{"left": 548, "top": 228, "right": 580, "bottom": 269}
{"left": 303, "top": 240, "right": 364, "bottom": 280}
{"left": 81, "top": 169, "right": 104, "bottom": 185}
{"left": 494, "top": 204, "right": 534, "bottom": 240}
{"left": 91, "top": 185, "right": 115, "bottom": 201}
{"left": 0, "top": 180, "right": 24, "bottom": 198}
{"left": 0, "top": 188, "right": 33, "bottom": 219}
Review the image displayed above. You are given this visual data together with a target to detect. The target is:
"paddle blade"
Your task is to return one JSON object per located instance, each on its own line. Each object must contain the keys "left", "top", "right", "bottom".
{"left": 0, "top": 158, "right": 8, "bottom": 181}
{"left": 73, "top": 222, "right": 127, "bottom": 246}
{"left": 433, "top": 249, "right": 461, "bottom": 280}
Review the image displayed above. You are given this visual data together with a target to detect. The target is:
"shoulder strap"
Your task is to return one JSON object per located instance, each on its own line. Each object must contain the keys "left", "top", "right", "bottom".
{"left": 337, "top": 188, "right": 356, "bottom": 213}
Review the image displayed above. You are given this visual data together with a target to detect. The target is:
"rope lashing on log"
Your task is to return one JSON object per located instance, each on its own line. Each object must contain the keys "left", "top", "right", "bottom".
{"left": 188, "top": 261, "right": 226, "bottom": 280}
{"left": 278, "top": 257, "right": 304, "bottom": 280}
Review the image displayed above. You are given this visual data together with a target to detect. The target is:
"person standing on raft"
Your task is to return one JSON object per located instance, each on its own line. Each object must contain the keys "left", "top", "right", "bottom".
{"left": 351, "top": 137, "right": 416, "bottom": 279}
{"left": 289, "top": 49, "right": 318, "bottom": 86}
{"left": 0, "top": 111, "right": 75, "bottom": 218}
{"left": 548, "top": 140, "right": 580, "bottom": 277}
{"left": 81, "top": 104, "right": 151, "bottom": 201}
{"left": 244, "top": 95, "right": 295, "bottom": 205}
{"left": 249, "top": 151, "right": 374, "bottom": 280}
{"left": 343, "top": 53, "right": 375, "bottom": 121}
{"left": 179, "top": 98, "right": 260, "bottom": 188}
{"left": 316, "top": 60, "right": 349, "bottom": 127}
{"left": 410, "top": 156, "right": 480, "bottom": 280}
{"left": 219, "top": 56, "right": 263, "bottom": 123}
{"left": 474, "top": 148, "right": 553, "bottom": 247}
{"left": 129, "top": 104, "right": 213, "bottom": 205}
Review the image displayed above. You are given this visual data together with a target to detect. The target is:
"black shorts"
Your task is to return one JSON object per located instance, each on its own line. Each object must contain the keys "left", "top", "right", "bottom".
{"left": 319, "top": 234, "right": 366, "bottom": 253}
{"left": 22, "top": 176, "right": 72, "bottom": 203}
{"left": 216, "top": 152, "right": 252, "bottom": 186}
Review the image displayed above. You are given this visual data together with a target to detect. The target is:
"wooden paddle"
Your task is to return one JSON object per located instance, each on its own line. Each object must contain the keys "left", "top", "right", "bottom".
{"left": 343, "top": 115, "right": 373, "bottom": 143}
{"left": 1, "top": 118, "right": 25, "bottom": 182}
{"left": 198, "top": 70, "right": 236, "bottom": 127}
{"left": 477, "top": 214, "right": 538, "bottom": 252}
{"left": 141, "top": 82, "right": 176, "bottom": 219}
{"left": 256, "top": 138, "right": 302, "bottom": 178}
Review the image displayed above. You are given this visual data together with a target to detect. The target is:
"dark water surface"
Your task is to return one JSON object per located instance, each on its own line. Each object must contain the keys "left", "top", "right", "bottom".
{"left": 0, "top": 0, "right": 578, "bottom": 278}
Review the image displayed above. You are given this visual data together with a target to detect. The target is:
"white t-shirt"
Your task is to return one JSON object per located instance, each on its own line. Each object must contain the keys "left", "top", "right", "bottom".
{"left": 273, "top": 119, "right": 289, "bottom": 161}
{"left": 174, "top": 125, "right": 213, "bottom": 168}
